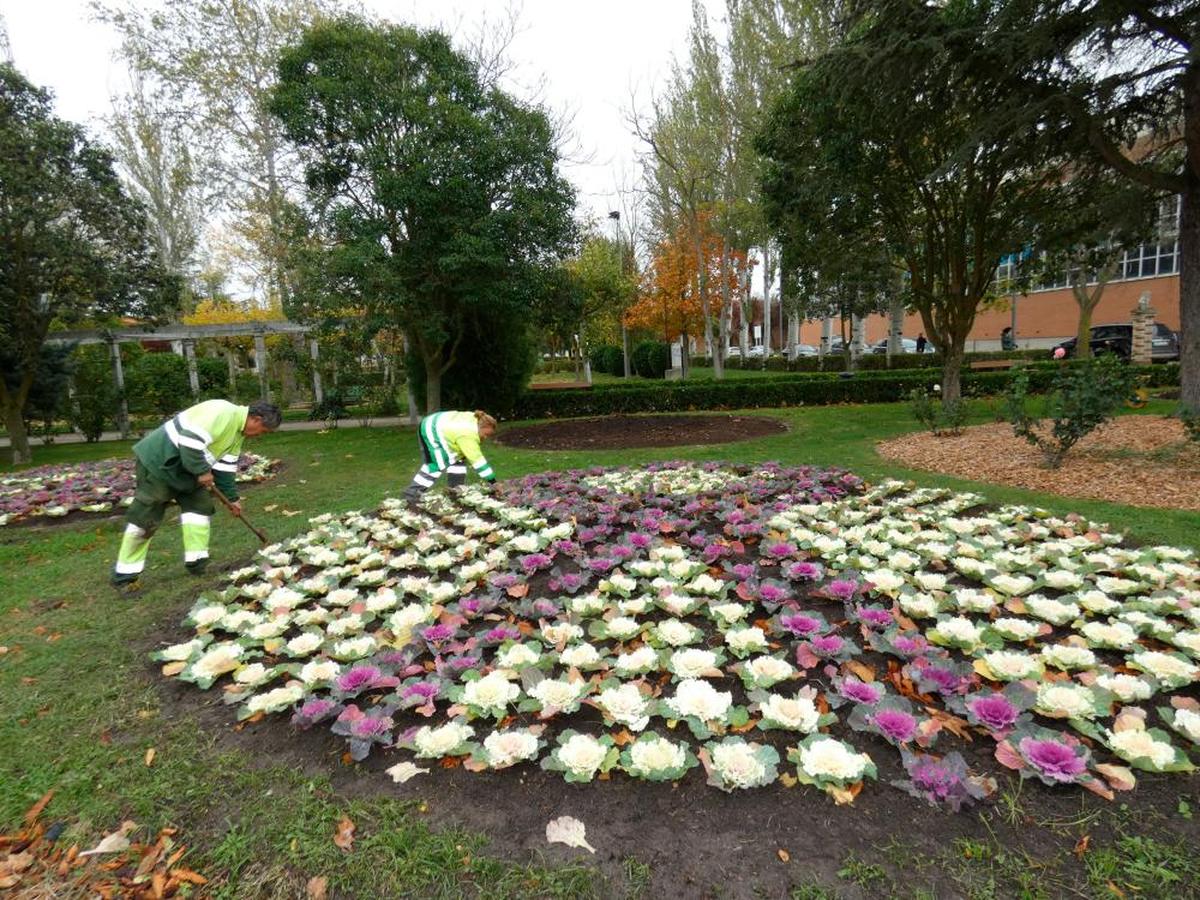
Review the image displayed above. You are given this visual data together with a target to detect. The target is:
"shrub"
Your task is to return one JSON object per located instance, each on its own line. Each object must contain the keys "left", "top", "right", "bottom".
{"left": 70, "top": 345, "right": 117, "bottom": 441}
{"left": 309, "top": 390, "right": 350, "bottom": 427}
{"left": 590, "top": 344, "right": 625, "bottom": 377}
{"left": 908, "top": 387, "right": 969, "bottom": 436}
{"left": 125, "top": 351, "right": 193, "bottom": 418}
{"left": 197, "top": 357, "right": 230, "bottom": 399}
{"left": 631, "top": 341, "right": 671, "bottom": 379}
{"left": 1005, "top": 355, "right": 1135, "bottom": 468}
{"left": 511, "top": 363, "right": 1175, "bottom": 420}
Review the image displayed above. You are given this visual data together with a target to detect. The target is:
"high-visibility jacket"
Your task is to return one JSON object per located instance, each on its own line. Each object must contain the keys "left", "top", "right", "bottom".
{"left": 133, "top": 399, "right": 247, "bottom": 500}
{"left": 420, "top": 411, "right": 495, "bottom": 481}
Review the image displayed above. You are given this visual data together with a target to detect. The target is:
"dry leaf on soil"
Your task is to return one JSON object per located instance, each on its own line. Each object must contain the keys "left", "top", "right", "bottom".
{"left": 545, "top": 816, "right": 595, "bottom": 853}
{"left": 333, "top": 817, "right": 355, "bottom": 852}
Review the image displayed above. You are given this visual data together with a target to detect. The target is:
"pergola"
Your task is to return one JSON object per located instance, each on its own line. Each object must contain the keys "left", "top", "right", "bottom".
{"left": 46, "top": 321, "right": 324, "bottom": 438}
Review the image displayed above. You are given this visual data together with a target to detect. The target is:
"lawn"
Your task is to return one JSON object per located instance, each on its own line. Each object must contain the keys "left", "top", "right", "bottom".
{"left": 1, "top": 400, "right": 1197, "bottom": 897}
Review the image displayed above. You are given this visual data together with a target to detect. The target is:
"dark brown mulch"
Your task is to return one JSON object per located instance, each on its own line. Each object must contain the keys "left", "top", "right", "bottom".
{"left": 497, "top": 415, "right": 787, "bottom": 451}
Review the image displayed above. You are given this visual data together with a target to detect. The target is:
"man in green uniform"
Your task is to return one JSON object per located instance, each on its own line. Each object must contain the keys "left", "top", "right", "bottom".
{"left": 402, "top": 409, "right": 497, "bottom": 501}
{"left": 110, "top": 398, "right": 282, "bottom": 591}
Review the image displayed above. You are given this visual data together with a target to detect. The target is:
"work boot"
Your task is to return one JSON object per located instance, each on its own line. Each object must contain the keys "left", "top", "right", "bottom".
{"left": 110, "top": 571, "right": 143, "bottom": 596}
{"left": 185, "top": 558, "right": 210, "bottom": 577}
{"left": 402, "top": 485, "right": 424, "bottom": 507}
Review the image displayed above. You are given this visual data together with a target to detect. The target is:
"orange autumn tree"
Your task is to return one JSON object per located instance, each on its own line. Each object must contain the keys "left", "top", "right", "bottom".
{"left": 627, "top": 211, "right": 747, "bottom": 365}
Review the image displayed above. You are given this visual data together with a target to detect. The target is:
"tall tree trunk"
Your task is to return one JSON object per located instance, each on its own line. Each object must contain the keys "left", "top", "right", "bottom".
{"left": 1181, "top": 177, "right": 1200, "bottom": 413}
{"left": 1, "top": 376, "right": 33, "bottom": 465}
{"left": 423, "top": 360, "right": 442, "bottom": 414}
{"left": 694, "top": 232, "right": 721, "bottom": 379}
{"left": 941, "top": 342, "right": 965, "bottom": 405}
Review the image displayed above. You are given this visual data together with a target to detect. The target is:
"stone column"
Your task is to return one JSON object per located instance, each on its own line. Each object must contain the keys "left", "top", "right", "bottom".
{"left": 1130, "top": 291, "right": 1156, "bottom": 365}
{"left": 226, "top": 347, "right": 237, "bottom": 390}
{"left": 182, "top": 339, "right": 200, "bottom": 397}
{"left": 254, "top": 332, "right": 271, "bottom": 401}
{"left": 109, "top": 339, "right": 130, "bottom": 439}
{"left": 308, "top": 338, "right": 323, "bottom": 404}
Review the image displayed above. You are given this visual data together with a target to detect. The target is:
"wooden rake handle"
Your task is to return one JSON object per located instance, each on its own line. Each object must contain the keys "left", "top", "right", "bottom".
{"left": 208, "top": 484, "right": 269, "bottom": 544}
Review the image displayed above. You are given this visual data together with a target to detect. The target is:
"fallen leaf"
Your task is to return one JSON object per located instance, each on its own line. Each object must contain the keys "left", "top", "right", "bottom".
{"left": 777, "top": 849, "right": 790, "bottom": 863}
{"left": 385, "top": 762, "right": 429, "bottom": 784}
{"left": 282, "top": 509, "right": 302, "bottom": 517}
{"left": 161, "top": 661, "right": 186, "bottom": 677}
{"left": 1073, "top": 835, "right": 1090, "bottom": 858}
{"left": 1, "top": 851, "right": 34, "bottom": 875}
{"left": 333, "top": 817, "right": 355, "bottom": 852}
{"left": 307, "top": 875, "right": 329, "bottom": 900}
{"left": 545, "top": 816, "right": 595, "bottom": 853}
{"left": 144, "top": 748, "right": 156, "bottom": 767}
{"left": 171, "top": 868, "right": 208, "bottom": 885}
{"left": 844, "top": 659, "right": 876, "bottom": 683}
{"left": 0, "top": 875, "right": 20, "bottom": 889}
{"left": 79, "top": 821, "right": 137, "bottom": 857}
{"left": 23, "top": 789, "right": 54, "bottom": 826}
{"left": 263, "top": 504, "right": 279, "bottom": 512}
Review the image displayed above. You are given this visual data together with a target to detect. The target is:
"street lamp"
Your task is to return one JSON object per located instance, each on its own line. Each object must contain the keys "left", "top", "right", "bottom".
{"left": 609, "top": 211, "right": 631, "bottom": 378}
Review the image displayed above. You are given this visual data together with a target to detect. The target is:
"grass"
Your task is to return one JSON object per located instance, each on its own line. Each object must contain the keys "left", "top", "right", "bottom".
{"left": 1, "top": 398, "right": 1197, "bottom": 896}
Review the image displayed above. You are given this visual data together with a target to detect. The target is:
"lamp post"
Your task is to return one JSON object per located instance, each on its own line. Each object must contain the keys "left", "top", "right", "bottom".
{"left": 609, "top": 210, "right": 631, "bottom": 378}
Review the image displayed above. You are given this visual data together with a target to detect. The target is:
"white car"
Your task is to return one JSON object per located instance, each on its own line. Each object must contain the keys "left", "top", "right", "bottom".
{"left": 868, "top": 337, "right": 919, "bottom": 354}
{"left": 788, "top": 343, "right": 819, "bottom": 358}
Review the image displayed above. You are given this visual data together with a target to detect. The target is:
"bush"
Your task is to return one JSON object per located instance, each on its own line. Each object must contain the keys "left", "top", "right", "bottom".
{"left": 70, "top": 345, "right": 117, "bottom": 441}
{"left": 630, "top": 341, "right": 670, "bottom": 379}
{"left": 125, "top": 352, "right": 193, "bottom": 418}
{"left": 1005, "top": 355, "right": 1135, "bottom": 468}
{"left": 512, "top": 363, "right": 1175, "bottom": 420}
{"left": 908, "top": 387, "right": 969, "bottom": 436}
{"left": 197, "top": 357, "right": 230, "bottom": 399}
{"left": 309, "top": 390, "right": 350, "bottom": 427}
{"left": 233, "top": 372, "right": 264, "bottom": 404}
{"left": 590, "top": 344, "right": 625, "bottom": 377}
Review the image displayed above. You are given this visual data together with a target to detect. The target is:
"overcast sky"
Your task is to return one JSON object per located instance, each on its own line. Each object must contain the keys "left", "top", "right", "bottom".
{"left": 4, "top": 0, "right": 720, "bottom": 229}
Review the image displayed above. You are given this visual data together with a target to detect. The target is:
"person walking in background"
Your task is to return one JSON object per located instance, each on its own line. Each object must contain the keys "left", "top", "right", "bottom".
{"left": 1001, "top": 326, "right": 1017, "bottom": 351}
{"left": 403, "top": 410, "right": 498, "bottom": 502}
{"left": 111, "top": 399, "right": 282, "bottom": 592}
{"left": 915, "top": 333, "right": 927, "bottom": 353}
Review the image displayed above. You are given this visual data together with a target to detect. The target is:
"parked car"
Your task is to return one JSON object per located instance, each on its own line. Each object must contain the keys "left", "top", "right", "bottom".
{"left": 724, "top": 346, "right": 741, "bottom": 358}
{"left": 745, "top": 345, "right": 766, "bottom": 359}
{"left": 1052, "top": 322, "right": 1180, "bottom": 362}
{"left": 788, "top": 343, "right": 819, "bottom": 359}
{"left": 867, "top": 337, "right": 919, "bottom": 354}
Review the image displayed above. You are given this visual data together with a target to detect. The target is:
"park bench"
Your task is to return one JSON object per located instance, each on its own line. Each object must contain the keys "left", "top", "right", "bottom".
{"left": 528, "top": 381, "right": 593, "bottom": 391}
{"left": 968, "top": 359, "right": 1025, "bottom": 371}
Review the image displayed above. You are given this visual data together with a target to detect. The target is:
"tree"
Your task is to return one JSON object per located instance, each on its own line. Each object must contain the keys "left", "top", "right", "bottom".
{"left": 757, "top": 1, "right": 1070, "bottom": 403}
{"left": 0, "top": 65, "right": 177, "bottom": 463}
{"left": 270, "top": 18, "right": 577, "bottom": 412}
{"left": 569, "top": 234, "right": 639, "bottom": 362}
{"left": 107, "top": 73, "right": 208, "bottom": 288}
{"left": 97, "top": 0, "right": 339, "bottom": 309}
{"left": 966, "top": 1, "right": 1198, "bottom": 411}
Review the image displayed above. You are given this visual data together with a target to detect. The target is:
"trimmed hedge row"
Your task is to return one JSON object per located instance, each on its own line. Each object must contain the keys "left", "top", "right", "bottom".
{"left": 695, "top": 348, "right": 1051, "bottom": 373}
{"left": 513, "top": 363, "right": 1179, "bottom": 419}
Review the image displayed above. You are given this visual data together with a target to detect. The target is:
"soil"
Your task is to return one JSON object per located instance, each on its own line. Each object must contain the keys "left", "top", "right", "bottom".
{"left": 151, "top": 672, "right": 1198, "bottom": 900}
{"left": 877, "top": 417, "right": 1200, "bottom": 512}
{"left": 497, "top": 415, "right": 788, "bottom": 451}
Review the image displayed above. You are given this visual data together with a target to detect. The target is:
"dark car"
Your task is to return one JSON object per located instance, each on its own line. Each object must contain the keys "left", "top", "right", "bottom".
{"left": 1052, "top": 322, "right": 1180, "bottom": 362}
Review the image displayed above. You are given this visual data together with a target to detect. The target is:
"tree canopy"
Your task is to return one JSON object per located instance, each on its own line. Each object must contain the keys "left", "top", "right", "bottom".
{"left": 0, "top": 64, "right": 177, "bottom": 462}
{"left": 270, "top": 17, "right": 577, "bottom": 412}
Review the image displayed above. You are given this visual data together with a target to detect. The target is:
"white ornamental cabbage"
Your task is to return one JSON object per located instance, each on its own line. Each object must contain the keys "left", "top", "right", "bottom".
{"left": 1078, "top": 591, "right": 1121, "bottom": 614}
{"left": 326, "top": 614, "right": 365, "bottom": 637}
{"left": 991, "top": 617, "right": 1042, "bottom": 641}
{"left": 669, "top": 648, "right": 720, "bottom": 679}
{"left": 496, "top": 643, "right": 541, "bottom": 670}
{"left": 1095, "top": 673, "right": 1154, "bottom": 702}
{"left": 1171, "top": 708, "right": 1200, "bottom": 744}
{"left": 160, "top": 639, "right": 204, "bottom": 661}
{"left": 1128, "top": 651, "right": 1198, "bottom": 685}
{"left": 605, "top": 617, "right": 642, "bottom": 640}
{"left": 331, "top": 636, "right": 376, "bottom": 659}
{"left": 267, "top": 587, "right": 306, "bottom": 609}
{"left": 615, "top": 646, "right": 659, "bottom": 675}
{"left": 1036, "top": 683, "right": 1100, "bottom": 718}
{"left": 796, "top": 737, "right": 871, "bottom": 781}
{"left": 293, "top": 608, "right": 330, "bottom": 627}
{"left": 414, "top": 721, "right": 474, "bottom": 757}
{"left": 711, "top": 602, "right": 750, "bottom": 625}
{"left": 758, "top": 692, "right": 820, "bottom": 732}
{"left": 1043, "top": 570, "right": 1084, "bottom": 591}
{"left": 725, "top": 626, "right": 768, "bottom": 654}
{"left": 1079, "top": 621, "right": 1138, "bottom": 650}
{"left": 913, "top": 572, "right": 948, "bottom": 592}
{"left": 864, "top": 569, "right": 905, "bottom": 593}
{"left": 710, "top": 741, "right": 768, "bottom": 788}
{"left": 979, "top": 650, "right": 1043, "bottom": 681}
{"left": 541, "top": 622, "right": 584, "bottom": 645}
{"left": 596, "top": 684, "right": 651, "bottom": 730}
{"left": 666, "top": 679, "right": 732, "bottom": 721}
{"left": 285, "top": 632, "right": 325, "bottom": 657}
{"left": 1040, "top": 644, "right": 1097, "bottom": 670}
{"left": 556, "top": 733, "right": 608, "bottom": 778}
{"left": 1025, "top": 595, "right": 1081, "bottom": 626}
{"left": 655, "top": 619, "right": 699, "bottom": 647}
{"left": 389, "top": 603, "right": 433, "bottom": 633}
{"left": 298, "top": 659, "right": 341, "bottom": 684}
{"left": 899, "top": 594, "right": 939, "bottom": 619}
{"left": 559, "top": 643, "right": 602, "bottom": 668}
{"left": 529, "top": 678, "right": 587, "bottom": 710}
{"left": 628, "top": 736, "right": 687, "bottom": 775}
{"left": 482, "top": 729, "right": 540, "bottom": 768}
{"left": 245, "top": 683, "right": 304, "bottom": 714}
{"left": 233, "top": 663, "right": 274, "bottom": 686}
{"left": 366, "top": 589, "right": 399, "bottom": 612}
{"left": 462, "top": 672, "right": 520, "bottom": 713}
{"left": 688, "top": 573, "right": 724, "bottom": 596}
{"left": 192, "top": 643, "right": 244, "bottom": 680}
{"left": 1107, "top": 729, "right": 1177, "bottom": 768}
{"left": 930, "top": 616, "right": 985, "bottom": 647}
{"left": 744, "top": 656, "right": 795, "bottom": 685}
{"left": 191, "top": 605, "right": 227, "bottom": 628}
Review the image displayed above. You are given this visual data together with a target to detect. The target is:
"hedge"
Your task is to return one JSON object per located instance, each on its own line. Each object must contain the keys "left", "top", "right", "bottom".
{"left": 692, "top": 348, "right": 1051, "bottom": 373}
{"left": 512, "top": 363, "right": 1178, "bottom": 419}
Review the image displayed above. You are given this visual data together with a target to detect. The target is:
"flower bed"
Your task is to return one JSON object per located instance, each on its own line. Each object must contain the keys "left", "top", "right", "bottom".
{"left": 0, "top": 453, "right": 279, "bottom": 525}
{"left": 155, "top": 461, "right": 1200, "bottom": 809}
